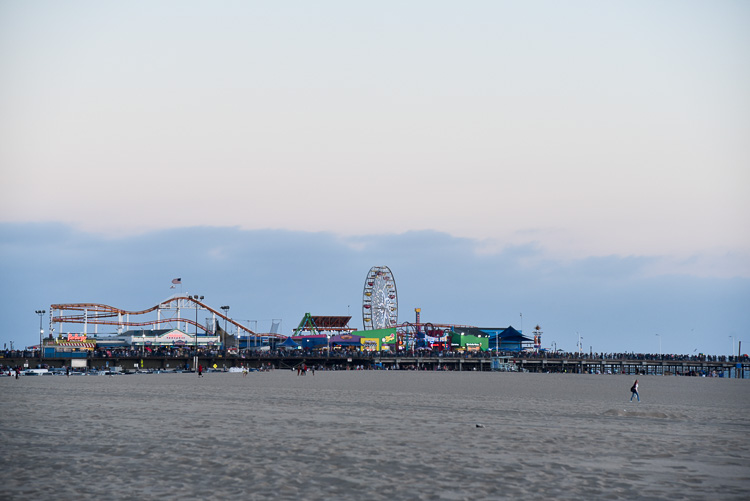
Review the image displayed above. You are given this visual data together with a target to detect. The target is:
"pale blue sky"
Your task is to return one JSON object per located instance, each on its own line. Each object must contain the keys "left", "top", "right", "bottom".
{"left": 2, "top": 223, "right": 748, "bottom": 355}
{"left": 1, "top": 2, "right": 748, "bottom": 353}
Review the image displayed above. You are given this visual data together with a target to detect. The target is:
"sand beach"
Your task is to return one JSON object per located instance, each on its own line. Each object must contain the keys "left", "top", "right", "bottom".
{"left": 1, "top": 370, "right": 748, "bottom": 500}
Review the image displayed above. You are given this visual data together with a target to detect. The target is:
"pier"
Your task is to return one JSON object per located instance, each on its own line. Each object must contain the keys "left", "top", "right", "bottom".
{"left": 3, "top": 352, "right": 748, "bottom": 377}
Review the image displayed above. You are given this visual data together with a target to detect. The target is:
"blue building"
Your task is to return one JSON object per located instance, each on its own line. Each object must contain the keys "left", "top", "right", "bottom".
{"left": 479, "top": 326, "right": 532, "bottom": 352}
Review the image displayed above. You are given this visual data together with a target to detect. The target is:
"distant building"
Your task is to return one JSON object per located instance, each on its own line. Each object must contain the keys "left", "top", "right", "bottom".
{"left": 448, "top": 328, "right": 490, "bottom": 351}
{"left": 478, "top": 326, "right": 532, "bottom": 352}
{"left": 89, "top": 329, "right": 220, "bottom": 349}
{"left": 42, "top": 333, "right": 96, "bottom": 358}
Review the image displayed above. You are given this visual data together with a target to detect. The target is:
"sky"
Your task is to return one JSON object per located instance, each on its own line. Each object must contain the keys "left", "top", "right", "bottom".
{"left": 1, "top": 1, "right": 748, "bottom": 355}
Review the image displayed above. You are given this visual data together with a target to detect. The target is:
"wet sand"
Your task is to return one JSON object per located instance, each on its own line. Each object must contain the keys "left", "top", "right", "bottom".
{"left": 1, "top": 371, "right": 749, "bottom": 500}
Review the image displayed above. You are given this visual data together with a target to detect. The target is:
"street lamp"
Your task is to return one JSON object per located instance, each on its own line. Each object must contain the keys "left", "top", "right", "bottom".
{"left": 729, "top": 335, "right": 734, "bottom": 359}
{"left": 35, "top": 309, "right": 46, "bottom": 361}
{"left": 220, "top": 305, "right": 230, "bottom": 351}
{"left": 655, "top": 333, "right": 661, "bottom": 357}
{"left": 192, "top": 295, "right": 204, "bottom": 352}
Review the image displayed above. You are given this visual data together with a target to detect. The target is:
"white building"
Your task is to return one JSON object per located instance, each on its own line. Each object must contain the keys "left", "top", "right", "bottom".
{"left": 90, "top": 329, "right": 220, "bottom": 349}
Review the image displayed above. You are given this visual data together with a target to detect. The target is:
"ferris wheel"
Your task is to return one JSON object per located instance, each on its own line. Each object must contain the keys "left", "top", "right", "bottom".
{"left": 362, "top": 266, "right": 398, "bottom": 330}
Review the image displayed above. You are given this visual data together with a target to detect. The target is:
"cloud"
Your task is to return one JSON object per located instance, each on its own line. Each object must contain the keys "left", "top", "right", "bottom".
{"left": 1, "top": 223, "right": 748, "bottom": 355}
{"left": 2, "top": 2, "right": 748, "bottom": 263}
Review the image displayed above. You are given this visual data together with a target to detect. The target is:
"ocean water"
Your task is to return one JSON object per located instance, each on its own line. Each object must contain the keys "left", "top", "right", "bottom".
{"left": 1, "top": 371, "right": 748, "bottom": 500}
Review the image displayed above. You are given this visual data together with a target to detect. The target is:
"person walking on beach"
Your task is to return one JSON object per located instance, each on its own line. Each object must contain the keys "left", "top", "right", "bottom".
{"left": 630, "top": 379, "right": 640, "bottom": 402}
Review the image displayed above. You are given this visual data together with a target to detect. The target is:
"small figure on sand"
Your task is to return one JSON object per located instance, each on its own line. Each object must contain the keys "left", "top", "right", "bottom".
{"left": 630, "top": 379, "right": 640, "bottom": 402}
{"left": 198, "top": 364, "right": 203, "bottom": 377}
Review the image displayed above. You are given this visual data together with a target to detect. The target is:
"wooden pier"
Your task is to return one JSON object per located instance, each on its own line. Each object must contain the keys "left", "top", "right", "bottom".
{"left": 4, "top": 354, "right": 748, "bottom": 377}
{"left": 370, "top": 355, "right": 748, "bottom": 376}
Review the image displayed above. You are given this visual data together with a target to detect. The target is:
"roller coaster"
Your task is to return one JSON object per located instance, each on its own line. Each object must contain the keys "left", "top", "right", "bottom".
{"left": 50, "top": 295, "right": 260, "bottom": 337}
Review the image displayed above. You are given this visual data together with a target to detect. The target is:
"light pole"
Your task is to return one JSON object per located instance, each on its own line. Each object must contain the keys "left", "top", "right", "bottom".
{"left": 729, "top": 335, "right": 734, "bottom": 359}
{"left": 656, "top": 333, "right": 661, "bottom": 357}
{"left": 192, "top": 295, "right": 204, "bottom": 352}
{"left": 220, "top": 305, "right": 230, "bottom": 351}
{"left": 35, "top": 309, "right": 46, "bottom": 362}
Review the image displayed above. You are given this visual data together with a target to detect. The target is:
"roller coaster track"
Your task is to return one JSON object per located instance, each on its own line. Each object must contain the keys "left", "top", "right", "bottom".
{"left": 50, "top": 296, "right": 264, "bottom": 337}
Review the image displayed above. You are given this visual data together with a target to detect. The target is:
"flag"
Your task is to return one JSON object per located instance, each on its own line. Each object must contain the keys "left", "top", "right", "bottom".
{"left": 172, "top": 278, "right": 182, "bottom": 284}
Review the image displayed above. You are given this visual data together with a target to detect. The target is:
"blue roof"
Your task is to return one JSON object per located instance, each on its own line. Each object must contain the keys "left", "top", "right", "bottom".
{"left": 279, "top": 337, "right": 301, "bottom": 348}
{"left": 481, "top": 326, "right": 531, "bottom": 342}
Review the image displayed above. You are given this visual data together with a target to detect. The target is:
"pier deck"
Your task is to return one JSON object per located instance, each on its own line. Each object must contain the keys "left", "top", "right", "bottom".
{"left": 3, "top": 354, "right": 747, "bottom": 377}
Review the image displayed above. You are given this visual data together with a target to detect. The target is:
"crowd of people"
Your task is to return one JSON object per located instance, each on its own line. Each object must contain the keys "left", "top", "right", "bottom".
{"left": 513, "top": 351, "right": 748, "bottom": 363}
{"left": 2, "top": 349, "right": 39, "bottom": 359}
{"left": 4, "top": 347, "right": 748, "bottom": 363}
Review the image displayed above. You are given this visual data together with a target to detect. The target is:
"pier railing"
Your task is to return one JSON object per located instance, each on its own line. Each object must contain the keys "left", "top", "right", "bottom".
{"left": 2, "top": 350, "right": 748, "bottom": 377}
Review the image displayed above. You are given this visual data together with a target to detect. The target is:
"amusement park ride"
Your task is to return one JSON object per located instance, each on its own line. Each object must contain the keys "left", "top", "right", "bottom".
{"left": 49, "top": 295, "right": 260, "bottom": 344}
{"left": 362, "top": 265, "right": 398, "bottom": 330}
{"left": 45, "top": 266, "right": 533, "bottom": 352}
{"left": 360, "top": 266, "right": 477, "bottom": 351}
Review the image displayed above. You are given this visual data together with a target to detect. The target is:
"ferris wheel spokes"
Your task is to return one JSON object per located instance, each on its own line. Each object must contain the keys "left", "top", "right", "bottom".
{"left": 362, "top": 266, "right": 398, "bottom": 331}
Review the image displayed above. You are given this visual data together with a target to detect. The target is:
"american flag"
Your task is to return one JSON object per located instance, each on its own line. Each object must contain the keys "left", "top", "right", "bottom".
{"left": 172, "top": 278, "right": 182, "bottom": 284}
